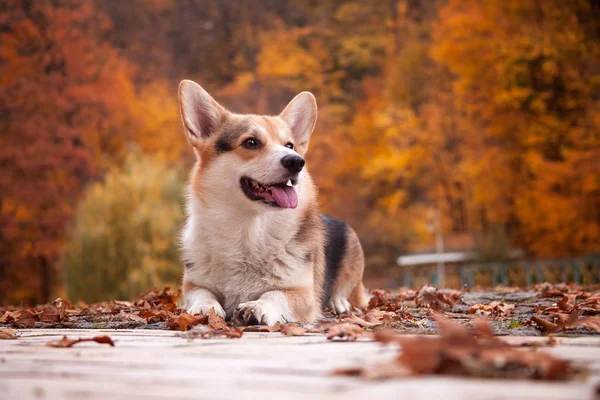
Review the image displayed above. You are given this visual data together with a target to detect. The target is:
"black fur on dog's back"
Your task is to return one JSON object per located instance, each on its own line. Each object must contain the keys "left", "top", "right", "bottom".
{"left": 321, "top": 214, "right": 348, "bottom": 305}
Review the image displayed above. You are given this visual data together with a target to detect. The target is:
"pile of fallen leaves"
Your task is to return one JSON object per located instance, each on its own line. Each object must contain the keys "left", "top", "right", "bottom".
{"left": 2, "top": 283, "right": 599, "bottom": 342}
{"left": 334, "top": 316, "right": 574, "bottom": 380}
{"left": 530, "top": 283, "right": 600, "bottom": 334}
{"left": 0, "top": 288, "right": 242, "bottom": 336}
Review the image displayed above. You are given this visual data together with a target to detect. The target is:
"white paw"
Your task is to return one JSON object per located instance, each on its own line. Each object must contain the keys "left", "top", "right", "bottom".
{"left": 234, "top": 300, "right": 283, "bottom": 326}
{"left": 186, "top": 302, "right": 226, "bottom": 319}
{"left": 329, "top": 296, "right": 352, "bottom": 314}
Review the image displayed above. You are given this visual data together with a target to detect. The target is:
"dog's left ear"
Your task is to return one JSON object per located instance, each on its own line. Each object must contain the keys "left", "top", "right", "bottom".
{"left": 279, "top": 92, "right": 317, "bottom": 155}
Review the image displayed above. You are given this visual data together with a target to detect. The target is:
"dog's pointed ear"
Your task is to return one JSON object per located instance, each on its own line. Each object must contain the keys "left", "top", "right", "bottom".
{"left": 178, "top": 80, "right": 227, "bottom": 144}
{"left": 279, "top": 92, "right": 317, "bottom": 154}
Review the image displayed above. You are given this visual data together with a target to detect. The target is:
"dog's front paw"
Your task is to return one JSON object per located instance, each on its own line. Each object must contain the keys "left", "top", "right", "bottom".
{"left": 234, "top": 300, "right": 283, "bottom": 326}
{"left": 328, "top": 296, "right": 352, "bottom": 314}
{"left": 187, "top": 302, "right": 226, "bottom": 319}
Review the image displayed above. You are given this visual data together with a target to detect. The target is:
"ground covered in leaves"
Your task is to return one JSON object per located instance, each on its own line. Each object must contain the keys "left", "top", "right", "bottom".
{"left": 5, "top": 284, "right": 598, "bottom": 335}
{"left": 1, "top": 284, "right": 599, "bottom": 381}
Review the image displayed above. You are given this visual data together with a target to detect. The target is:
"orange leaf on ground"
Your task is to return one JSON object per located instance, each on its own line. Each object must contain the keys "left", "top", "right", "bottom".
{"left": 46, "top": 335, "right": 115, "bottom": 348}
{"left": 279, "top": 323, "right": 306, "bottom": 336}
{"left": 208, "top": 308, "right": 228, "bottom": 330}
{"left": 13, "top": 310, "right": 39, "bottom": 328}
{"left": 341, "top": 314, "right": 382, "bottom": 328}
{"left": 531, "top": 315, "right": 558, "bottom": 334}
{"left": 571, "top": 315, "right": 600, "bottom": 332}
{"left": 39, "top": 304, "right": 62, "bottom": 323}
{"left": 326, "top": 323, "right": 364, "bottom": 341}
{"left": 167, "top": 312, "right": 208, "bottom": 331}
{"left": 0, "top": 328, "right": 18, "bottom": 339}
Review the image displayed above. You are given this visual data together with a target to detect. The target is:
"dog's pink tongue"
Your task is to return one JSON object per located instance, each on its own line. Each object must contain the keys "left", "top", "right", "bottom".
{"left": 268, "top": 185, "right": 298, "bottom": 209}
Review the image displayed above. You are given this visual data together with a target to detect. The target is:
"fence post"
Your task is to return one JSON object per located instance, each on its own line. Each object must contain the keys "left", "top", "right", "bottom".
{"left": 573, "top": 262, "right": 581, "bottom": 284}
{"left": 403, "top": 267, "right": 411, "bottom": 288}
{"left": 491, "top": 264, "right": 498, "bottom": 287}
{"left": 501, "top": 264, "right": 508, "bottom": 286}
{"left": 525, "top": 264, "right": 532, "bottom": 287}
{"left": 536, "top": 263, "right": 544, "bottom": 283}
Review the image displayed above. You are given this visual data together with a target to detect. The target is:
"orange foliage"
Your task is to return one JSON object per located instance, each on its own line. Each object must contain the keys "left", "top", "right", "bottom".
{"left": 0, "top": 0, "right": 598, "bottom": 304}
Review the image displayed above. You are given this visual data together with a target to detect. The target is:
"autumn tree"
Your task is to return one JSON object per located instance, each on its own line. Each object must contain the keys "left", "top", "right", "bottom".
{"left": 432, "top": 0, "right": 600, "bottom": 256}
{"left": 0, "top": 0, "right": 136, "bottom": 304}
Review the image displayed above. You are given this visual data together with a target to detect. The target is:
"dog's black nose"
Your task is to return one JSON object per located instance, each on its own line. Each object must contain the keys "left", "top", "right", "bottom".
{"left": 281, "top": 154, "right": 305, "bottom": 173}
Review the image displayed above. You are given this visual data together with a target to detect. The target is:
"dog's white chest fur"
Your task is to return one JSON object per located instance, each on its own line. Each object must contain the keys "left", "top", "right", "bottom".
{"left": 181, "top": 196, "right": 311, "bottom": 317}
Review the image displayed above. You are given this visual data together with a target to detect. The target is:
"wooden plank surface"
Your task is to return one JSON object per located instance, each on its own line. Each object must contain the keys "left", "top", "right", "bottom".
{"left": 0, "top": 329, "right": 598, "bottom": 400}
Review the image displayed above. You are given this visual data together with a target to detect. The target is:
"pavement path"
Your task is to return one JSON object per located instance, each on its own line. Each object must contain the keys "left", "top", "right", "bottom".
{"left": 1, "top": 329, "right": 599, "bottom": 400}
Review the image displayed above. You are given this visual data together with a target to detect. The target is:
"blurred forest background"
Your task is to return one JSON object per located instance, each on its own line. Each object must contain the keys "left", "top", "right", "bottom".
{"left": 1, "top": 0, "right": 599, "bottom": 305}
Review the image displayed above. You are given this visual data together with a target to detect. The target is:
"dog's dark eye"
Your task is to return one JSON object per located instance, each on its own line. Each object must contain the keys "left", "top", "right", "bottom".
{"left": 242, "top": 138, "right": 260, "bottom": 149}
{"left": 285, "top": 142, "right": 294, "bottom": 150}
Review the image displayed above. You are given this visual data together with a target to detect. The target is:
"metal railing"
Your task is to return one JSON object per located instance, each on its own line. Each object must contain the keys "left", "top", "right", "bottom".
{"left": 400, "top": 258, "right": 600, "bottom": 289}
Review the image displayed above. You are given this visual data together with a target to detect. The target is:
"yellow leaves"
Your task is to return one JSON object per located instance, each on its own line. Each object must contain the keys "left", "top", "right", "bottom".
{"left": 255, "top": 27, "right": 343, "bottom": 101}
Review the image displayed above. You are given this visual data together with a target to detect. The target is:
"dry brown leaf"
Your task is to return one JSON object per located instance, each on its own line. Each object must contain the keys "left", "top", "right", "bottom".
{"left": 208, "top": 307, "right": 228, "bottom": 330}
{"left": 182, "top": 326, "right": 244, "bottom": 339}
{"left": 531, "top": 315, "right": 558, "bottom": 334}
{"left": 242, "top": 325, "right": 281, "bottom": 332}
{"left": 341, "top": 314, "right": 382, "bottom": 328}
{"left": 567, "top": 314, "right": 600, "bottom": 332}
{"left": 13, "top": 309, "right": 38, "bottom": 328}
{"left": 557, "top": 294, "right": 575, "bottom": 311}
{"left": 167, "top": 312, "right": 208, "bottom": 331}
{"left": 326, "top": 323, "right": 364, "bottom": 341}
{"left": 0, "top": 328, "right": 18, "bottom": 339}
{"left": 139, "top": 309, "right": 174, "bottom": 323}
{"left": 368, "top": 289, "right": 398, "bottom": 308}
{"left": 415, "top": 286, "right": 459, "bottom": 310}
{"left": 279, "top": 323, "right": 306, "bottom": 336}
{"left": 46, "top": 335, "right": 115, "bottom": 348}
{"left": 338, "top": 317, "right": 572, "bottom": 380}
{"left": 39, "top": 304, "right": 62, "bottom": 323}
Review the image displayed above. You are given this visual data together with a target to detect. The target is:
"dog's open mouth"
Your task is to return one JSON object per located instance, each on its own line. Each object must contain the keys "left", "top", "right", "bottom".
{"left": 241, "top": 176, "right": 298, "bottom": 209}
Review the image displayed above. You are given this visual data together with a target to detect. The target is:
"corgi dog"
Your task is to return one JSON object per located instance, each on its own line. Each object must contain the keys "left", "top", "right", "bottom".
{"left": 178, "top": 80, "right": 367, "bottom": 325}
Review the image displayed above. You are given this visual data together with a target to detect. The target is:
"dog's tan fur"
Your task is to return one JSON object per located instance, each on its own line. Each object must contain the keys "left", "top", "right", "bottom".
{"left": 178, "top": 80, "right": 365, "bottom": 325}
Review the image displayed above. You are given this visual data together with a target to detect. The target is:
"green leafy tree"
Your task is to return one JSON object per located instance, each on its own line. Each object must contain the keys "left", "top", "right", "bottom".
{"left": 61, "top": 152, "right": 185, "bottom": 302}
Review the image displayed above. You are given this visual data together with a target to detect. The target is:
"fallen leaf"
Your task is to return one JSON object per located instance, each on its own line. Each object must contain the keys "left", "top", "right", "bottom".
{"left": 326, "top": 323, "right": 364, "bottom": 341}
{"left": 208, "top": 308, "right": 228, "bottom": 330}
{"left": 46, "top": 335, "right": 115, "bottom": 348}
{"left": 13, "top": 310, "right": 38, "bottom": 328}
{"left": 341, "top": 314, "right": 383, "bottom": 328}
{"left": 336, "top": 317, "right": 572, "bottom": 380}
{"left": 242, "top": 325, "right": 280, "bottom": 332}
{"left": 0, "top": 328, "right": 18, "bottom": 339}
{"left": 568, "top": 314, "right": 600, "bottom": 332}
{"left": 180, "top": 325, "right": 244, "bottom": 339}
{"left": 368, "top": 289, "right": 398, "bottom": 308}
{"left": 415, "top": 286, "right": 459, "bottom": 310}
{"left": 531, "top": 315, "right": 558, "bottom": 334}
{"left": 279, "top": 323, "right": 306, "bottom": 336}
{"left": 135, "top": 287, "right": 180, "bottom": 307}
{"left": 39, "top": 304, "right": 62, "bottom": 323}
{"left": 139, "top": 309, "right": 174, "bottom": 323}
{"left": 167, "top": 312, "right": 208, "bottom": 331}
{"left": 557, "top": 295, "right": 575, "bottom": 311}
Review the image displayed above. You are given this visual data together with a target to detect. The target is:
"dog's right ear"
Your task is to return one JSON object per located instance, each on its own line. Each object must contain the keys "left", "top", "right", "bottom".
{"left": 178, "top": 80, "right": 227, "bottom": 144}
